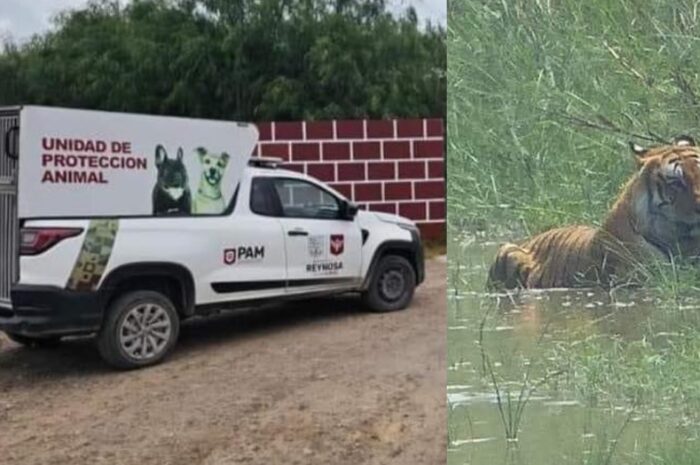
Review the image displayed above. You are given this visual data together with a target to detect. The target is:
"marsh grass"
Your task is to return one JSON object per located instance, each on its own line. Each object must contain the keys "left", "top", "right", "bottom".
{"left": 448, "top": 2, "right": 700, "bottom": 461}
{"left": 477, "top": 306, "right": 565, "bottom": 442}
{"left": 448, "top": 0, "right": 700, "bottom": 236}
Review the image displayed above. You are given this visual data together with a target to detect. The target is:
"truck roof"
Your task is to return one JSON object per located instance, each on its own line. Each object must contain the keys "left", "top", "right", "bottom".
{"left": 245, "top": 164, "right": 348, "bottom": 201}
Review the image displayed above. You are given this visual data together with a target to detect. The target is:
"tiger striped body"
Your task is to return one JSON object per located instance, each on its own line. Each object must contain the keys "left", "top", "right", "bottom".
{"left": 488, "top": 137, "right": 700, "bottom": 289}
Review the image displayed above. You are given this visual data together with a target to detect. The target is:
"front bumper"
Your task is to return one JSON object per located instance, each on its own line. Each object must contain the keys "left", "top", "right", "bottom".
{"left": 412, "top": 229, "right": 426, "bottom": 285}
{"left": 0, "top": 285, "right": 102, "bottom": 337}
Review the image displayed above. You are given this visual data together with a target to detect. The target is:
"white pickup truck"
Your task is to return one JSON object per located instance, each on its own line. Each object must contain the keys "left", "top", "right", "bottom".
{"left": 0, "top": 107, "right": 424, "bottom": 369}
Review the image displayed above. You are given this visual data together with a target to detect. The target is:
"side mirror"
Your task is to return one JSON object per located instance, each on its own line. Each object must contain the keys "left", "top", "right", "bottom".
{"left": 341, "top": 200, "right": 359, "bottom": 220}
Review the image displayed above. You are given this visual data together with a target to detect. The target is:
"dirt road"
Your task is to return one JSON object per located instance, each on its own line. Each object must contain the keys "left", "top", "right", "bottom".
{"left": 0, "top": 258, "right": 446, "bottom": 465}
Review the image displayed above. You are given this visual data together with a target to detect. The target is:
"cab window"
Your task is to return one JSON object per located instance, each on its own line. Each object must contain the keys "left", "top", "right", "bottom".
{"left": 250, "top": 177, "right": 341, "bottom": 219}
{"left": 272, "top": 178, "right": 341, "bottom": 219}
{"left": 249, "top": 178, "right": 281, "bottom": 216}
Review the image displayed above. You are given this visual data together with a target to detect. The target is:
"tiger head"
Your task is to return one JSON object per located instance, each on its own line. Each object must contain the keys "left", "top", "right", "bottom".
{"left": 630, "top": 135, "right": 700, "bottom": 226}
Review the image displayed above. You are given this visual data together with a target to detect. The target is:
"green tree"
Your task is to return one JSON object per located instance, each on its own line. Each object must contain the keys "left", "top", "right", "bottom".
{"left": 0, "top": 0, "right": 445, "bottom": 120}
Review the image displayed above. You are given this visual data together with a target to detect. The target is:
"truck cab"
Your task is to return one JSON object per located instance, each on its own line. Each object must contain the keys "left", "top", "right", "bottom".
{"left": 0, "top": 107, "right": 424, "bottom": 369}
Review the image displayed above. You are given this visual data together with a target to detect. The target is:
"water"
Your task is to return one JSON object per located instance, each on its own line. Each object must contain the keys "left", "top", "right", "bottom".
{"left": 448, "top": 233, "right": 700, "bottom": 465}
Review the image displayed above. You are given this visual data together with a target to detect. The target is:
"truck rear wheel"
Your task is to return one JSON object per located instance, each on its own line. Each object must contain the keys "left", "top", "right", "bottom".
{"left": 97, "top": 290, "right": 179, "bottom": 369}
{"left": 5, "top": 332, "right": 61, "bottom": 348}
{"left": 362, "top": 255, "right": 416, "bottom": 312}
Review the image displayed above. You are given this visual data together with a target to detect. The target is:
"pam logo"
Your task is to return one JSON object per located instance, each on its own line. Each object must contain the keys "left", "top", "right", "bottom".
{"left": 330, "top": 234, "right": 344, "bottom": 256}
{"left": 224, "top": 245, "right": 265, "bottom": 265}
{"left": 223, "top": 249, "right": 237, "bottom": 265}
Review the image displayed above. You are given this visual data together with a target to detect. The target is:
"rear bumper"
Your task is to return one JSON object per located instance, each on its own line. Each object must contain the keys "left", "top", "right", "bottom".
{"left": 0, "top": 285, "right": 102, "bottom": 337}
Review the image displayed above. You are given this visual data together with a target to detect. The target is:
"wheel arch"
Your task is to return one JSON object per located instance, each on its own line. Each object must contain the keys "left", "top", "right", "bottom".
{"left": 98, "top": 262, "right": 196, "bottom": 317}
{"left": 362, "top": 239, "right": 421, "bottom": 290}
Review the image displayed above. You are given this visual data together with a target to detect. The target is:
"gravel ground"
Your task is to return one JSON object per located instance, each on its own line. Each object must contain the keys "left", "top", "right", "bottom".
{"left": 0, "top": 257, "right": 446, "bottom": 465}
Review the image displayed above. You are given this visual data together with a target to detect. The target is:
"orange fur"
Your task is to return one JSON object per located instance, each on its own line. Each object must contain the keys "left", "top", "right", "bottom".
{"left": 488, "top": 140, "right": 700, "bottom": 289}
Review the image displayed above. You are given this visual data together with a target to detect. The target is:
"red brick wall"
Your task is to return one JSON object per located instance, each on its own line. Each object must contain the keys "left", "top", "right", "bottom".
{"left": 254, "top": 119, "right": 445, "bottom": 240}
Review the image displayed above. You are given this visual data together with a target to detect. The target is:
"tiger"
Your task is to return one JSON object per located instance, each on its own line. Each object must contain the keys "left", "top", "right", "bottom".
{"left": 487, "top": 135, "right": 700, "bottom": 289}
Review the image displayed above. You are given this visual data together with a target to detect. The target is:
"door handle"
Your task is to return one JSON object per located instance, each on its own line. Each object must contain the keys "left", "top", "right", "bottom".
{"left": 288, "top": 229, "right": 309, "bottom": 237}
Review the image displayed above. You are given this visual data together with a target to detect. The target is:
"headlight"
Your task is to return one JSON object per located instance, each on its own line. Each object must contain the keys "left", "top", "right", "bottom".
{"left": 398, "top": 222, "right": 420, "bottom": 234}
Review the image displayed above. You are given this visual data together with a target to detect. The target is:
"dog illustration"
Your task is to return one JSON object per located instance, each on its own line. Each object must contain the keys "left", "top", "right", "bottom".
{"left": 152, "top": 145, "right": 192, "bottom": 216}
{"left": 193, "top": 147, "right": 230, "bottom": 214}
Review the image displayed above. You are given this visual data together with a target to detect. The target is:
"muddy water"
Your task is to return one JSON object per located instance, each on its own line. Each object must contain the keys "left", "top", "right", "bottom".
{"left": 448, "top": 235, "right": 700, "bottom": 465}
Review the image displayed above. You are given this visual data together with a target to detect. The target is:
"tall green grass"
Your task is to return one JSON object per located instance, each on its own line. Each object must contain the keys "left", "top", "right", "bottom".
{"left": 448, "top": 0, "right": 700, "bottom": 236}
{"left": 447, "top": 4, "right": 700, "bottom": 461}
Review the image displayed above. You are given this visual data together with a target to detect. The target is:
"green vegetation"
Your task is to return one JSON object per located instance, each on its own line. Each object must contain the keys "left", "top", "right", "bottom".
{"left": 0, "top": 0, "right": 445, "bottom": 121}
{"left": 448, "top": 0, "right": 700, "bottom": 235}
{"left": 448, "top": 3, "right": 700, "bottom": 462}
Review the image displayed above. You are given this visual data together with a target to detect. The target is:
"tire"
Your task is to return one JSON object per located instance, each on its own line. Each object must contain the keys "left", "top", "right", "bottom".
{"left": 362, "top": 255, "right": 416, "bottom": 312}
{"left": 5, "top": 332, "right": 61, "bottom": 348}
{"left": 97, "top": 290, "right": 180, "bottom": 369}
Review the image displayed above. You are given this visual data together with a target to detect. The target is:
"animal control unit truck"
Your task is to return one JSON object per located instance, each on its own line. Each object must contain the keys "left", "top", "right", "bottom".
{"left": 0, "top": 106, "right": 424, "bottom": 369}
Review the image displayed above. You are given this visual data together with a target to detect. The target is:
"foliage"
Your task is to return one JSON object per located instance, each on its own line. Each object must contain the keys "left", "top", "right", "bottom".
{"left": 0, "top": 0, "right": 445, "bottom": 121}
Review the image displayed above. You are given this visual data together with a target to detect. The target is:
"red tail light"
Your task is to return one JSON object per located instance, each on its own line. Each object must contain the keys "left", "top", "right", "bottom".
{"left": 20, "top": 228, "right": 83, "bottom": 255}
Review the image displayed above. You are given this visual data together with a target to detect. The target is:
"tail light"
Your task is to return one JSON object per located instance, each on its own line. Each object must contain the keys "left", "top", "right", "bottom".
{"left": 20, "top": 228, "right": 83, "bottom": 255}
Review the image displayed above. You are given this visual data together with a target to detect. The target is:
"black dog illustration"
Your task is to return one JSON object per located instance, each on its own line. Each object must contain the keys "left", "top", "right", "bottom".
{"left": 152, "top": 145, "right": 192, "bottom": 215}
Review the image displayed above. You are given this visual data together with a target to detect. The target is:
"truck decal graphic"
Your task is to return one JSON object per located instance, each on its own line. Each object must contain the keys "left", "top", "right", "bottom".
{"left": 66, "top": 219, "right": 119, "bottom": 291}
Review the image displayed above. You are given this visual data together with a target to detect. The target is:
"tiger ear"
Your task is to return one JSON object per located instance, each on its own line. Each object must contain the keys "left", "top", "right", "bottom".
{"left": 629, "top": 141, "right": 647, "bottom": 157}
{"left": 673, "top": 135, "right": 696, "bottom": 147}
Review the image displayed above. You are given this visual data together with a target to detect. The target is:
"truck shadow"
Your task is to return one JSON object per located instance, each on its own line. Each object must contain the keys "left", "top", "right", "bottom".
{"left": 177, "top": 295, "right": 363, "bottom": 352}
{"left": 0, "top": 295, "right": 367, "bottom": 379}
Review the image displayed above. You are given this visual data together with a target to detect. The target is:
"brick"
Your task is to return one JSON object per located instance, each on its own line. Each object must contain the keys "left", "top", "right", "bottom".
{"left": 292, "top": 142, "right": 320, "bottom": 161}
{"left": 429, "top": 200, "right": 446, "bottom": 220}
{"left": 383, "top": 141, "right": 411, "bottom": 159}
{"left": 260, "top": 143, "right": 289, "bottom": 160}
{"left": 417, "top": 222, "right": 445, "bottom": 240}
{"left": 384, "top": 182, "right": 412, "bottom": 200}
{"left": 414, "top": 140, "right": 443, "bottom": 159}
{"left": 283, "top": 163, "right": 305, "bottom": 174}
{"left": 322, "top": 142, "right": 351, "bottom": 160}
{"left": 353, "top": 141, "right": 381, "bottom": 160}
{"left": 367, "top": 162, "right": 395, "bottom": 180}
{"left": 399, "top": 202, "right": 427, "bottom": 221}
{"left": 275, "top": 121, "right": 303, "bottom": 140}
{"left": 428, "top": 160, "right": 445, "bottom": 179}
{"left": 415, "top": 180, "right": 445, "bottom": 199}
{"left": 397, "top": 119, "right": 424, "bottom": 138}
{"left": 337, "top": 162, "right": 366, "bottom": 181}
{"left": 426, "top": 119, "right": 444, "bottom": 137}
{"left": 336, "top": 120, "right": 364, "bottom": 139}
{"left": 329, "top": 183, "right": 353, "bottom": 198}
{"left": 307, "top": 163, "right": 335, "bottom": 182}
{"left": 398, "top": 161, "right": 426, "bottom": 179}
{"left": 354, "top": 183, "right": 383, "bottom": 201}
{"left": 257, "top": 122, "right": 273, "bottom": 141}
{"left": 369, "top": 203, "right": 397, "bottom": 214}
{"left": 366, "top": 120, "right": 394, "bottom": 138}
{"left": 415, "top": 181, "right": 445, "bottom": 199}
{"left": 306, "top": 121, "right": 334, "bottom": 140}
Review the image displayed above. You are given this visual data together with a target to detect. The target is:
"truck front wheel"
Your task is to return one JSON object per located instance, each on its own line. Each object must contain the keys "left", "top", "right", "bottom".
{"left": 362, "top": 255, "right": 416, "bottom": 312}
{"left": 97, "top": 290, "right": 180, "bottom": 369}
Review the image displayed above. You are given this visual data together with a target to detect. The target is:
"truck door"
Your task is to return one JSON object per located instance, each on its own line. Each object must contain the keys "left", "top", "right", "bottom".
{"left": 205, "top": 181, "right": 288, "bottom": 303}
{"left": 261, "top": 177, "right": 363, "bottom": 294}
{"left": 0, "top": 109, "right": 19, "bottom": 309}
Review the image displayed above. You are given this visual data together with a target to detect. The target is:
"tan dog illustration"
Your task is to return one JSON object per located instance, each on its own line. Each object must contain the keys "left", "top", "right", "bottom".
{"left": 193, "top": 147, "right": 230, "bottom": 214}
